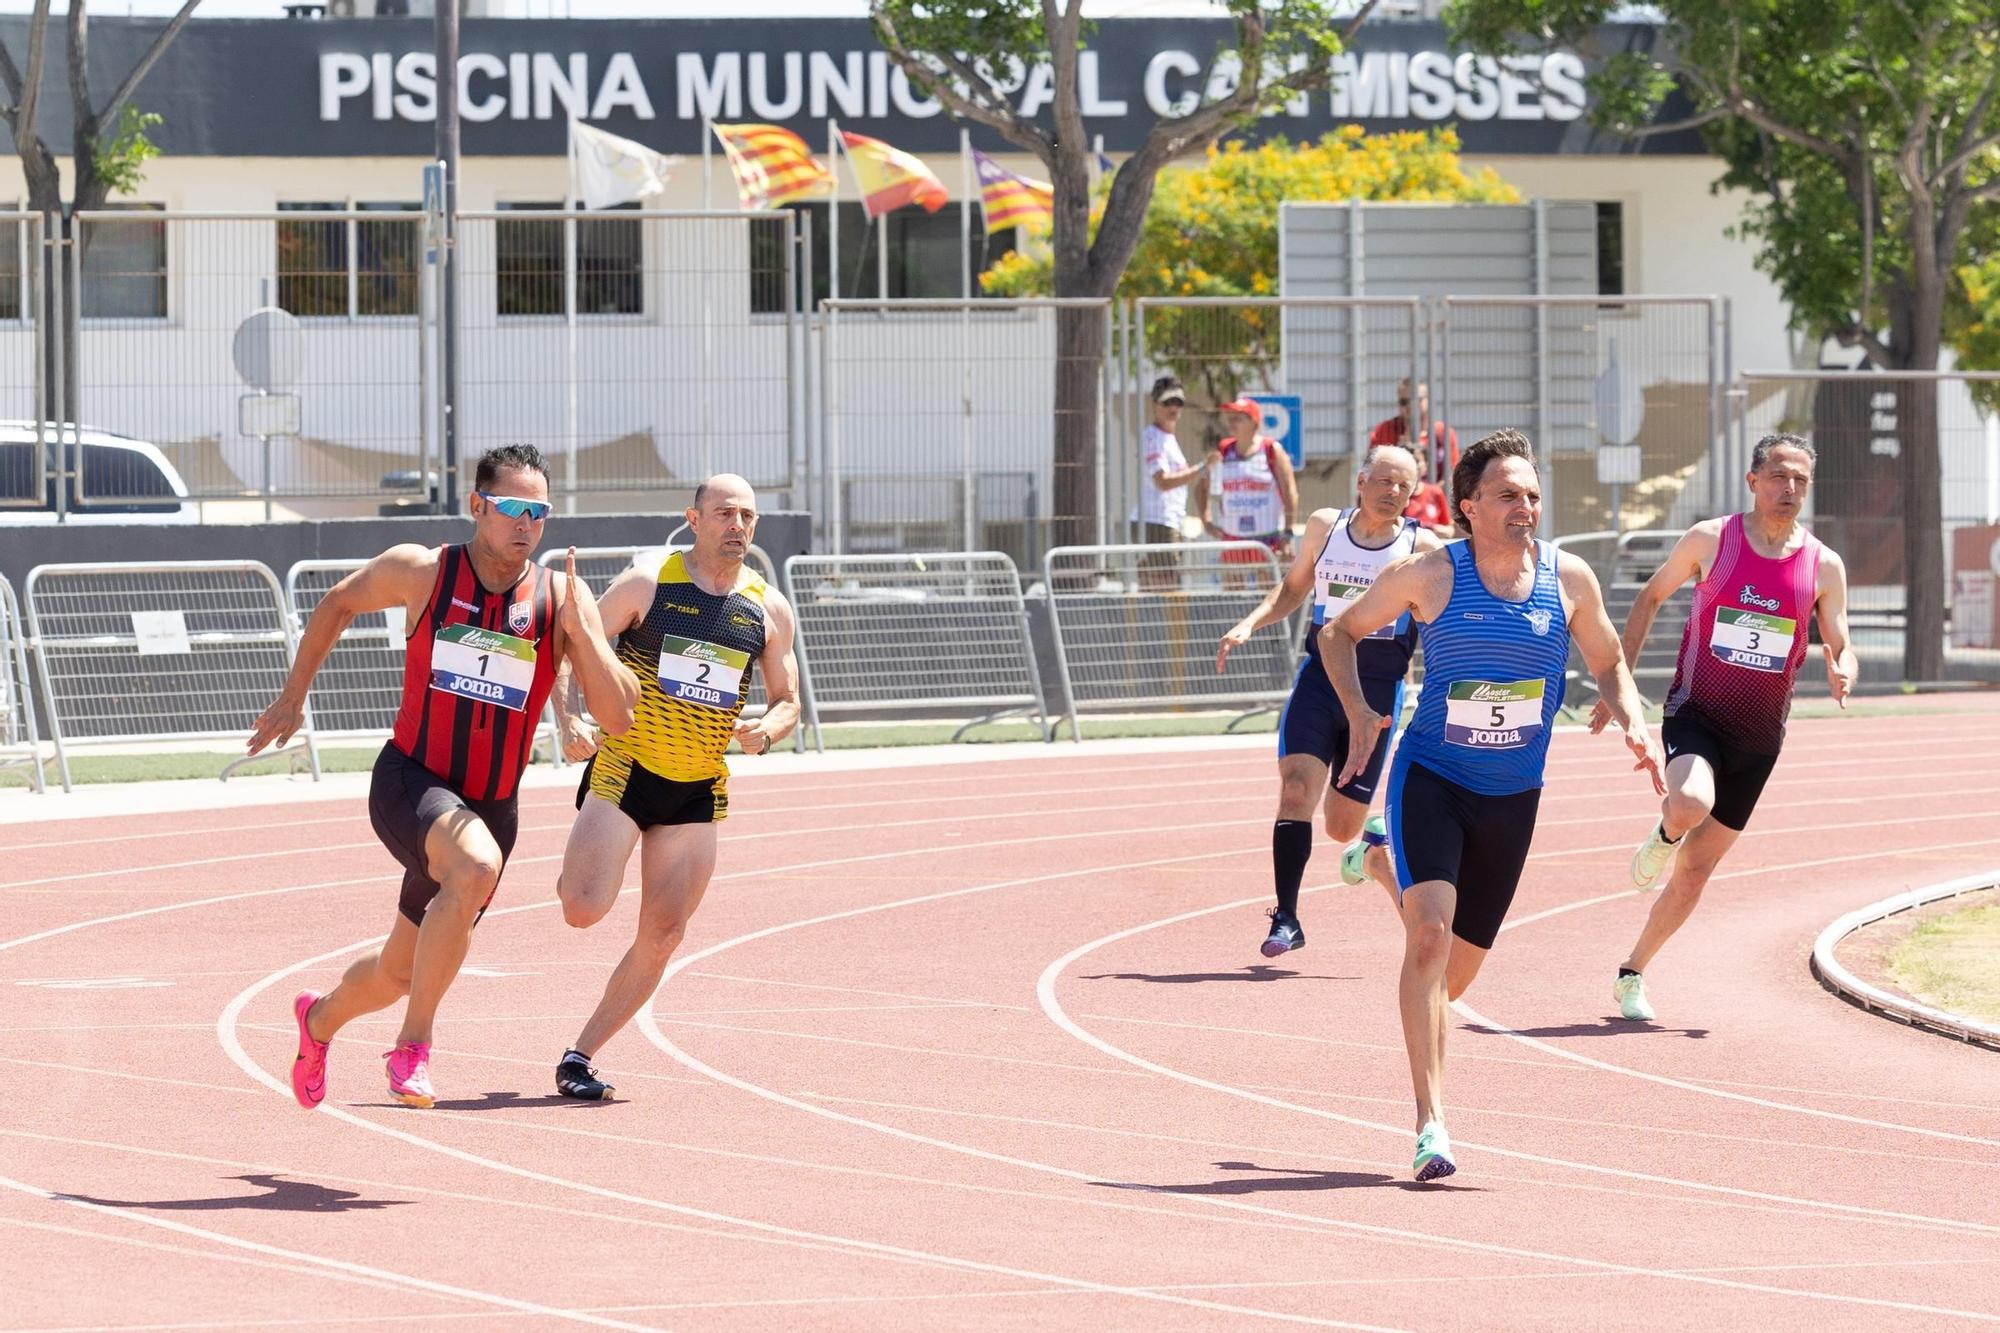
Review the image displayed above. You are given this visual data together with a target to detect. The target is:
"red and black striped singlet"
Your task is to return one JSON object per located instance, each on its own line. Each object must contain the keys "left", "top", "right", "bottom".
{"left": 390, "top": 545, "right": 558, "bottom": 801}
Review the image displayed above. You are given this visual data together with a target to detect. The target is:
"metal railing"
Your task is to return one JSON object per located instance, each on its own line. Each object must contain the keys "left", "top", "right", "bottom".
{"left": 0, "top": 212, "right": 47, "bottom": 511}
{"left": 25, "top": 560, "right": 316, "bottom": 791}
{"left": 1043, "top": 541, "right": 1300, "bottom": 741}
{"left": 284, "top": 559, "right": 410, "bottom": 737}
{"left": 784, "top": 551, "right": 1050, "bottom": 748}
{"left": 1551, "top": 528, "right": 1691, "bottom": 708}
{"left": 0, "top": 573, "right": 46, "bottom": 791}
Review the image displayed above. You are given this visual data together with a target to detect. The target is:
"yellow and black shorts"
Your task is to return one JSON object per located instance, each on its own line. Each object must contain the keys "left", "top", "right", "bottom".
{"left": 577, "top": 746, "right": 728, "bottom": 829}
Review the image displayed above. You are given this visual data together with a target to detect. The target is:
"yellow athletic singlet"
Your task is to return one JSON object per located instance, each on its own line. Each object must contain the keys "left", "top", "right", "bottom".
{"left": 596, "top": 551, "right": 769, "bottom": 784}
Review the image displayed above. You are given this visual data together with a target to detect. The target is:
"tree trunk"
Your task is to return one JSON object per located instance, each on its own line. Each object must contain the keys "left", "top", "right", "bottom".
{"left": 1051, "top": 300, "right": 1104, "bottom": 553}
{"left": 1894, "top": 370, "right": 1945, "bottom": 682}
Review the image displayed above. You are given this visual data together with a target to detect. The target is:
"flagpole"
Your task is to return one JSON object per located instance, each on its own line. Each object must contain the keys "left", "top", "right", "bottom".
{"left": 565, "top": 121, "right": 581, "bottom": 516}
{"left": 959, "top": 129, "right": 973, "bottom": 300}
{"left": 701, "top": 118, "right": 713, "bottom": 210}
{"left": 827, "top": 120, "right": 840, "bottom": 302}
{"left": 876, "top": 209, "right": 888, "bottom": 301}
{"left": 1091, "top": 132, "right": 1105, "bottom": 190}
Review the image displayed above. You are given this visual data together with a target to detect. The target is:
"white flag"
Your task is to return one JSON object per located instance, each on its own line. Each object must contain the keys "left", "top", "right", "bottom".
{"left": 569, "top": 120, "right": 680, "bottom": 210}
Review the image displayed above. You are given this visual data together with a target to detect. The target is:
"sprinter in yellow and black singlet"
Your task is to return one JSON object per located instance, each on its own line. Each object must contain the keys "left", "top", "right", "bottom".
{"left": 548, "top": 474, "right": 802, "bottom": 1101}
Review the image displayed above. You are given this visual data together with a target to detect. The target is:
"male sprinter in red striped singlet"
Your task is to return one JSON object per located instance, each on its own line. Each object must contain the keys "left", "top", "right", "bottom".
{"left": 1590, "top": 432, "right": 1856, "bottom": 1022}
{"left": 248, "top": 444, "right": 640, "bottom": 1109}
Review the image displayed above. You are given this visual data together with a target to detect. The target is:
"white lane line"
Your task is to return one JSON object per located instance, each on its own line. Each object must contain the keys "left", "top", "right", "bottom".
{"left": 214, "top": 914, "right": 1398, "bottom": 1330}
{"left": 0, "top": 1055, "right": 261, "bottom": 1096}
{"left": 637, "top": 872, "right": 2000, "bottom": 1322}
{"left": 0, "top": 1173, "right": 660, "bottom": 1331}
{"left": 1034, "top": 891, "right": 2000, "bottom": 1241}
{"left": 1455, "top": 840, "right": 2000, "bottom": 1147}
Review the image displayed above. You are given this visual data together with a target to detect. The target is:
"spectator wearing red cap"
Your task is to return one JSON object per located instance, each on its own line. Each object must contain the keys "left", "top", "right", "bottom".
{"left": 1371, "top": 379, "right": 1458, "bottom": 538}
{"left": 1193, "top": 397, "right": 1298, "bottom": 564}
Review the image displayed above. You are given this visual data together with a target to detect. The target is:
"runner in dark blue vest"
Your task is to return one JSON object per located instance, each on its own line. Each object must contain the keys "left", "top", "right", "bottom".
{"left": 1321, "top": 429, "right": 1663, "bottom": 1182}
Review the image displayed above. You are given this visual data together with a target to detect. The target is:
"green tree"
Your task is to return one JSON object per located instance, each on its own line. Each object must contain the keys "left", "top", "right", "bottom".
{"left": 873, "top": 0, "right": 1379, "bottom": 546}
{"left": 983, "top": 125, "right": 1518, "bottom": 403}
{"left": 1446, "top": 0, "right": 2000, "bottom": 680}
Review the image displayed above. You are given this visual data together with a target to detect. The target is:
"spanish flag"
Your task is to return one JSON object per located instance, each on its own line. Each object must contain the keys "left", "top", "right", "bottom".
{"left": 712, "top": 122, "right": 834, "bottom": 210}
{"left": 971, "top": 148, "right": 1053, "bottom": 234}
{"left": 839, "top": 130, "right": 948, "bottom": 218}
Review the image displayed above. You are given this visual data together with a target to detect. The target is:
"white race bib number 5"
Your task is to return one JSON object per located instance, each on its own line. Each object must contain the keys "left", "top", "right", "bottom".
{"left": 1443, "top": 679, "right": 1544, "bottom": 749}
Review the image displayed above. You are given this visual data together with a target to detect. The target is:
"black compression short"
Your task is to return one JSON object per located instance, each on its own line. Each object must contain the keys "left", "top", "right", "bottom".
{"left": 1385, "top": 758, "right": 1540, "bottom": 950}
{"left": 1661, "top": 712, "right": 1780, "bottom": 832}
{"left": 368, "top": 743, "right": 520, "bottom": 928}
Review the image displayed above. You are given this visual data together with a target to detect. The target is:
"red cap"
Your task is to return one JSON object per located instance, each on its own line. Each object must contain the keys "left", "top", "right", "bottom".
{"left": 1217, "top": 397, "right": 1262, "bottom": 420}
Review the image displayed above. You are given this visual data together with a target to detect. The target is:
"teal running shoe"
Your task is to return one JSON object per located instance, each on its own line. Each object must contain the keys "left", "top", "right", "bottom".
{"left": 1613, "top": 971, "right": 1656, "bottom": 1022}
{"left": 1413, "top": 1120, "right": 1456, "bottom": 1182}
{"left": 1340, "top": 815, "right": 1388, "bottom": 886}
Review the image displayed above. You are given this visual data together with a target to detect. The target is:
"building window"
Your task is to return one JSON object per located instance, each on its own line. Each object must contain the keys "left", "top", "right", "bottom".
{"left": 1596, "top": 201, "right": 1625, "bottom": 297}
{"left": 80, "top": 203, "right": 166, "bottom": 319}
{"left": 781, "top": 201, "right": 1017, "bottom": 308}
{"left": 0, "top": 203, "right": 25, "bottom": 320}
{"left": 495, "top": 202, "right": 642, "bottom": 317}
{"left": 277, "top": 202, "right": 420, "bottom": 318}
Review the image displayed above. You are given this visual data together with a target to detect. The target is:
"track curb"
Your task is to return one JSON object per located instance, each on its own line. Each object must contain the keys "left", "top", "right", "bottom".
{"left": 1810, "top": 872, "right": 2000, "bottom": 1052}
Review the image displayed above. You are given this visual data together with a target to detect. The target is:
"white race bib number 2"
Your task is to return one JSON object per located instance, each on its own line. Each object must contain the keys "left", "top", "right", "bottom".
{"left": 658, "top": 635, "right": 751, "bottom": 711}
{"left": 1709, "top": 606, "right": 1794, "bottom": 673}
{"left": 1444, "top": 679, "right": 1544, "bottom": 749}
{"left": 429, "top": 623, "right": 537, "bottom": 712}
{"left": 1317, "top": 576, "right": 1394, "bottom": 640}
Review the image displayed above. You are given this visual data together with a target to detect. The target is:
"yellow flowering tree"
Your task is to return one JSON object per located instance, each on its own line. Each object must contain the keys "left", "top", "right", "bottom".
{"left": 983, "top": 126, "right": 1517, "bottom": 402}
{"left": 1952, "top": 255, "right": 2000, "bottom": 415}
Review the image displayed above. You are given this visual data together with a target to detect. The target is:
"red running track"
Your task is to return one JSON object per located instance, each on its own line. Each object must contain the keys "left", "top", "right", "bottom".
{"left": 1, "top": 700, "right": 1998, "bottom": 1330}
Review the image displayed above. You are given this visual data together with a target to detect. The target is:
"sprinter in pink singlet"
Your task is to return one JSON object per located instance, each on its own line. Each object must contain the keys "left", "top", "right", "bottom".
{"left": 1588, "top": 433, "right": 1856, "bottom": 1022}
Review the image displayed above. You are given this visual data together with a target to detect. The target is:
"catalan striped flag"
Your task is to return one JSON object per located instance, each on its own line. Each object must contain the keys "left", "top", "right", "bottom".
{"left": 971, "top": 148, "right": 1053, "bottom": 235}
{"left": 711, "top": 122, "right": 834, "bottom": 210}
{"left": 839, "top": 130, "right": 948, "bottom": 217}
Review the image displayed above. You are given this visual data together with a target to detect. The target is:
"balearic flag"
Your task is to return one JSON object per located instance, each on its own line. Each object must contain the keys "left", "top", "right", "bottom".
{"left": 971, "top": 148, "right": 1053, "bottom": 234}
{"left": 839, "top": 130, "right": 948, "bottom": 217}
{"left": 712, "top": 123, "right": 835, "bottom": 209}
{"left": 569, "top": 121, "right": 680, "bottom": 210}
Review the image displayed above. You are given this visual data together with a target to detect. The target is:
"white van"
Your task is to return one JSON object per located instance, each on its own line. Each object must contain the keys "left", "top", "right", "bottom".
{"left": 0, "top": 422, "right": 195, "bottom": 523}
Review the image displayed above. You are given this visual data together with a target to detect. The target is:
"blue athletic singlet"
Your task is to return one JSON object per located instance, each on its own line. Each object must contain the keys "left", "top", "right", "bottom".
{"left": 1396, "top": 540, "right": 1569, "bottom": 796}
{"left": 1304, "top": 509, "right": 1421, "bottom": 680}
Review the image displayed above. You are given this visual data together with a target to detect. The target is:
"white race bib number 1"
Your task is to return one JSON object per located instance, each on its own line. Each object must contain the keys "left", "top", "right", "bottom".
{"left": 1317, "top": 576, "right": 1395, "bottom": 640}
{"left": 659, "top": 635, "right": 751, "bottom": 711}
{"left": 429, "top": 623, "right": 538, "bottom": 712}
{"left": 1443, "top": 679, "right": 1544, "bottom": 749}
{"left": 1709, "top": 606, "right": 1794, "bottom": 673}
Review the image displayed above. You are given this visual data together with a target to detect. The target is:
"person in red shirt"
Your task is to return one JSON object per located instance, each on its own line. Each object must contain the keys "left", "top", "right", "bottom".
{"left": 1371, "top": 379, "right": 1458, "bottom": 538}
{"left": 248, "top": 444, "right": 639, "bottom": 1111}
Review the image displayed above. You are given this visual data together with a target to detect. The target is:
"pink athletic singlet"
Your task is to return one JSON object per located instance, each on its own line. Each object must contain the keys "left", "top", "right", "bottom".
{"left": 1663, "top": 512, "right": 1823, "bottom": 754}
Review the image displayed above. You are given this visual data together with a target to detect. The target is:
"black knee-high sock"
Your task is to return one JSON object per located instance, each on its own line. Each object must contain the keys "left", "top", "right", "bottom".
{"left": 1273, "top": 820, "right": 1313, "bottom": 916}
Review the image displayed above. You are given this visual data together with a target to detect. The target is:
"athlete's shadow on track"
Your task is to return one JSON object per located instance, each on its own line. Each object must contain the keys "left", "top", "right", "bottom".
{"left": 1462, "top": 1018, "right": 1710, "bottom": 1039}
{"left": 57, "top": 1174, "right": 408, "bottom": 1213}
{"left": 1077, "top": 965, "right": 1357, "bottom": 984}
{"left": 1095, "top": 1161, "right": 1479, "bottom": 1195}
{"left": 366, "top": 1091, "right": 613, "bottom": 1112}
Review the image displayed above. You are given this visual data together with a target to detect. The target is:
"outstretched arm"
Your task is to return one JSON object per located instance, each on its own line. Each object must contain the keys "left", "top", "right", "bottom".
{"left": 1815, "top": 548, "right": 1857, "bottom": 708}
{"left": 1217, "top": 509, "right": 1330, "bottom": 671}
{"left": 734, "top": 591, "right": 801, "bottom": 754}
{"left": 1563, "top": 553, "right": 1664, "bottom": 795}
{"left": 555, "top": 550, "right": 641, "bottom": 738}
{"left": 248, "top": 544, "right": 434, "bottom": 756}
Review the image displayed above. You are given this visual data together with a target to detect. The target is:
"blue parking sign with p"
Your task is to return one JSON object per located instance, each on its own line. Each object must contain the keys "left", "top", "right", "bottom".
{"left": 1258, "top": 395, "right": 1303, "bottom": 467}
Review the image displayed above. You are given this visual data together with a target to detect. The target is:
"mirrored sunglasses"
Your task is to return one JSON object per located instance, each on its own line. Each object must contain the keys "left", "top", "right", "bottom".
{"left": 478, "top": 492, "right": 551, "bottom": 521}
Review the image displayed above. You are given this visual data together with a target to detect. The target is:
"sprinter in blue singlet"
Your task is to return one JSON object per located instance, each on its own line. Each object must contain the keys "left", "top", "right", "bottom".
{"left": 1318, "top": 429, "right": 1664, "bottom": 1183}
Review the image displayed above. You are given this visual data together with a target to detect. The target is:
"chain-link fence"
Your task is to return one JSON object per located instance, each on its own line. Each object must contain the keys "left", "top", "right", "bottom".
{"left": 1440, "top": 296, "right": 1726, "bottom": 539}
{"left": 456, "top": 210, "right": 802, "bottom": 504}
{"left": 784, "top": 551, "right": 1049, "bottom": 747}
{"left": 24, "top": 560, "right": 315, "bottom": 791}
{"left": 69, "top": 211, "right": 428, "bottom": 506}
{"left": 1043, "top": 541, "right": 1300, "bottom": 740}
{"left": 819, "top": 298, "right": 1112, "bottom": 568}
{"left": 1735, "top": 369, "right": 2000, "bottom": 684}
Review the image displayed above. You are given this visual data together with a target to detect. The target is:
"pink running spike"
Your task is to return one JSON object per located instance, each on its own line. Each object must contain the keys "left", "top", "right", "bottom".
{"left": 383, "top": 1041, "right": 435, "bottom": 1109}
{"left": 290, "top": 991, "right": 329, "bottom": 1110}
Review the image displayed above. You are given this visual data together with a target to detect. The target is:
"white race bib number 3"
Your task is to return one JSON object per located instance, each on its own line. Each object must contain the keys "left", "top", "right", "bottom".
{"left": 1317, "top": 576, "right": 1394, "bottom": 640}
{"left": 1709, "top": 606, "right": 1793, "bottom": 673}
{"left": 1444, "top": 679, "right": 1544, "bottom": 749}
{"left": 659, "top": 634, "right": 751, "bottom": 711}
{"left": 429, "top": 623, "right": 537, "bottom": 712}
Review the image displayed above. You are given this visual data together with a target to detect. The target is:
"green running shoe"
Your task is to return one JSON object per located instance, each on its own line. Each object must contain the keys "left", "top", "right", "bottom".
{"left": 1340, "top": 815, "right": 1388, "bottom": 886}
{"left": 1630, "top": 822, "right": 1677, "bottom": 891}
{"left": 1413, "top": 1120, "right": 1456, "bottom": 1182}
{"left": 1613, "top": 971, "right": 1656, "bottom": 1022}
